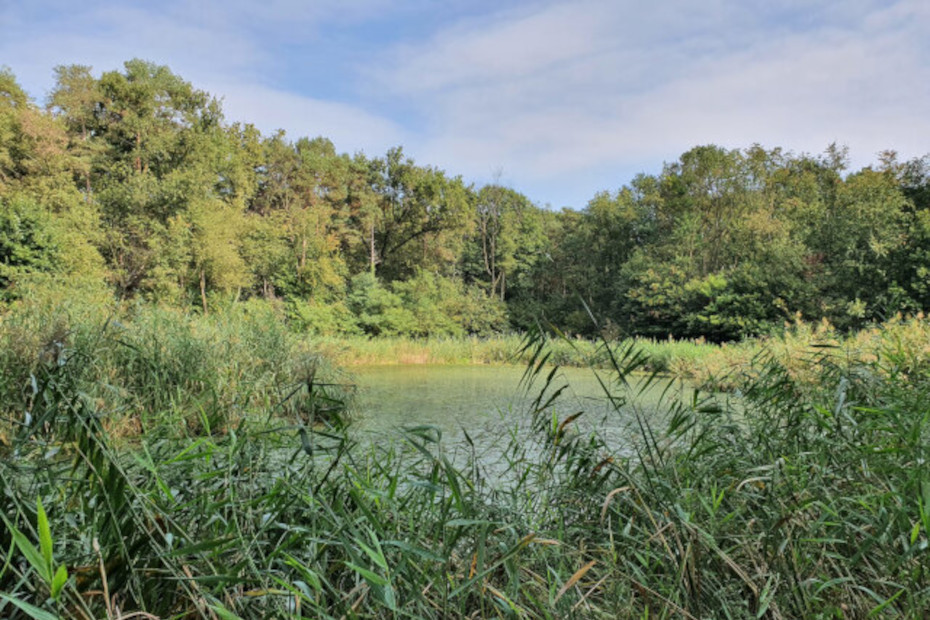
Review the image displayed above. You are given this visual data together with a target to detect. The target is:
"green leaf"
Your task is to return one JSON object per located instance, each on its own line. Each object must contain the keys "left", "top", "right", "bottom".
{"left": 868, "top": 588, "right": 906, "bottom": 617}
{"left": 0, "top": 513, "right": 48, "bottom": 582}
{"left": 357, "top": 536, "right": 387, "bottom": 571}
{"left": 50, "top": 565, "right": 68, "bottom": 600}
{"left": 281, "top": 552, "right": 322, "bottom": 592}
{"left": 344, "top": 562, "right": 388, "bottom": 586}
{"left": 167, "top": 535, "right": 237, "bottom": 557}
{"left": 207, "top": 604, "right": 244, "bottom": 620}
{"left": 445, "top": 519, "right": 496, "bottom": 528}
{"left": 443, "top": 456, "right": 466, "bottom": 512}
{"left": 0, "top": 594, "right": 61, "bottom": 620}
{"left": 383, "top": 540, "right": 444, "bottom": 562}
{"left": 37, "top": 498, "right": 52, "bottom": 574}
{"left": 381, "top": 583, "right": 397, "bottom": 611}
{"left": 1, "top": 538, "right": 15, "bottom": 582}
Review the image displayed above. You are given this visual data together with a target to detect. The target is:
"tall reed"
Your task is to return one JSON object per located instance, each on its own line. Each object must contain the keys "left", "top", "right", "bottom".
{"left": 2, "top": 308, "right": 928, "bottom": 617}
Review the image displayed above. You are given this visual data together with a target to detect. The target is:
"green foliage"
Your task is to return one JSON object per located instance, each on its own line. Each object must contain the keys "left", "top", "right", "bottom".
{"left": 393, "top": 270, "right": 507, "bottom": 336}
{"left": 0, "top": 295, "right": 334, "bottom": 439}
{"left": 0, "top": 196, "right": 59, "bottom": 293}
{"left": 7, "top": 53, "right": 930, "bottom": 618}
{"left": 367, "top": 147, "right": 473, "bottom": 281}
{"left": 346, "top": 271, "right": 415, "bottom": 336}
{"left": 347, "top": 271, "right": 507, "bottom": 337}
{"left": 5, "top": 58, "right": 930, "bottom": 341}
{"left": 286, "top": 297, "right": 359, "bottom": 335}
{"left": 462, "top": 184, "right": 547, "bottom": 303}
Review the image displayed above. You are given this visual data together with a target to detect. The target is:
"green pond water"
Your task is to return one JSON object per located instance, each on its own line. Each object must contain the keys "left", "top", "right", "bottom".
{"left": 347, "top": 365, "right": 694, "bottom": 459}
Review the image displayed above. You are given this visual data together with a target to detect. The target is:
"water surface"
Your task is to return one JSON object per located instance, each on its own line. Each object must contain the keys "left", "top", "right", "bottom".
{"left": 348, "top": 365, "right": 692, "bottom": 459}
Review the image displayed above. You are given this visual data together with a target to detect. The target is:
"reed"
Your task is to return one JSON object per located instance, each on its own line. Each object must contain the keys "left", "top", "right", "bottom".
{"left": 1, "top": 303, "right": 928, "bottom": 618}
{"left": 313, "top": 332, "right": 721, "bottom": 373}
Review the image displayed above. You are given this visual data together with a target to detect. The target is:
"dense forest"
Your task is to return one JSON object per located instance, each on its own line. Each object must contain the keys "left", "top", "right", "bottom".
{"left": 3, "top": 59, "right": 930, "bottom": 341}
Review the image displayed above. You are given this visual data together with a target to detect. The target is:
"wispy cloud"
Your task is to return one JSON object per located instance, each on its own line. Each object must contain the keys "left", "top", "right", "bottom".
{"left": 215, "top": 82, "right": 403, "bottom": 155}
{"left": 3, "top": 2, "right": 266, "bottom": 98}
{"left": 375, "top": 0, "right": 930, "bottom": 205}
{"left": 0, "top": 0, "right": 402, "bottom": 154}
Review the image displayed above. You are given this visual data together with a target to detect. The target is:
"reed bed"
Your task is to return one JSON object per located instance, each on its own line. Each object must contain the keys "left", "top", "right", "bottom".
{"left": 314, "top": 333, "right": 719, "bottom": 373}
{"left": 0, "top": 298, "right": 341, "bottom": 440}
{"left": 676, "top": 313, "right": 930, "bottom": 391}
{"left": 1, "top": 304, "right": 929, "bottom": 618}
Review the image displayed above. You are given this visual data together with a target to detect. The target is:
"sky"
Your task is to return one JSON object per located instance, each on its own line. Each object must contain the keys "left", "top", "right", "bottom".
{"left": 2, "top": 0, "right": 928, "bottom": 209}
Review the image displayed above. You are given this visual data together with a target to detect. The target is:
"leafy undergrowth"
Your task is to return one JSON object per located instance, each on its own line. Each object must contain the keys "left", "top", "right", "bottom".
{"left": 1, "top": 321, "right": 929, "bottom": 618}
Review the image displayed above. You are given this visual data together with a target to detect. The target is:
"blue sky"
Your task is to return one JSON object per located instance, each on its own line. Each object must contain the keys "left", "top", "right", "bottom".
{"left": 2, "top": 0, "right": 928, "bottom": 209}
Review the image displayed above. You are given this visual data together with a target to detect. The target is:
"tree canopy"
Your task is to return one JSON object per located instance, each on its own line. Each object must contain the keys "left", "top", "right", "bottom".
{"left": 3, "top": 60, "right": 930, "bottom": 340}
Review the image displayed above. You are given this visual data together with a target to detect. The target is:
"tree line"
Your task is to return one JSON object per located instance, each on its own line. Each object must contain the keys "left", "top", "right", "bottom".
{"left": 2, "top": 59, "right": 929, "bottom": 340}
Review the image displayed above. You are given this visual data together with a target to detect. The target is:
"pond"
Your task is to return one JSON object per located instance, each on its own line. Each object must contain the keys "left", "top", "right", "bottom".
{"left": 346, "top": 364, "right": 696, "bottom": 466}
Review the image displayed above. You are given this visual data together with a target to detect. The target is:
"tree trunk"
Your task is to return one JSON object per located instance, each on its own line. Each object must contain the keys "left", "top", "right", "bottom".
{"left": 81, "top": 121, "right": 92, "bottom": 202}
{"left": 369, "top": 220, "right": 377, "bottom": 275}
{"left": 200, "top": 269, "right": 208, "bottom": 314}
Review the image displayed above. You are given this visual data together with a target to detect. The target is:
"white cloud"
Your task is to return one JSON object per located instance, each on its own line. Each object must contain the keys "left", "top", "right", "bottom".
{"left": 383, "top": 3, "right": 608, "bottom": 94}
{"left": 1, "top": 3, "right": 267, "bottom": 101}
{"left": 0, "top": 0, "right": 408, "bottom": 97}
{"left": 214, "top": 82, "right": 403, "bottom": 155}
{"left": 375, "top": 0, "right": 930, "bottom": 205}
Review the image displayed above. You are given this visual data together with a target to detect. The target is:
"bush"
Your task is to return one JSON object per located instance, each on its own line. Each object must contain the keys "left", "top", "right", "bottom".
{"left": 347, "top": 271, "right": 507, "bottom": 337}
{"left": 286, "top": 298, "right": 359, "bottom": 335}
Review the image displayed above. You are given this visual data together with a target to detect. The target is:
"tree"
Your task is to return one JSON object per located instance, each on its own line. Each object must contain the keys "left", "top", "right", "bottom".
{"left": 48, "top": 64, "right": 101, "bottom": 200}
{"left": 824, "top": 168, "right": 909, "bottom": 324}
{"left": 605, "top": 146, "right": 823, "bottom": 339}
{"left": 188, "top": 198, "right": 250, "bottom": 312}
{"left": 247, "top": 133, "right": 349, "bottom": 301}
{"left": 0, "top": 67, "right": 29, "bottom": 194}
{"left": 463, "top": 184, "right": 541, "bottom": 302}
{"left": 82, "top": 60, "right": 259, "bottom": 302}
{"left": 367, "top": 147, "right": 473, "bottom": 281}
{"left": 1, "top": 68, "right": 82, "bottom": 209}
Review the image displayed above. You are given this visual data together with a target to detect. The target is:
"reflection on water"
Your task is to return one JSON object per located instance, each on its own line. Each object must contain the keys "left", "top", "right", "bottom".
{"left": 348, "top": 365, "right": 693, "bottom": 468}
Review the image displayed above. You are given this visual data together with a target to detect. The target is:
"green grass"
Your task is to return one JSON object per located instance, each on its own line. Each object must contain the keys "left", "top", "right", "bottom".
{"left": 2, "top": 299, "right": 929, "bottom": 618}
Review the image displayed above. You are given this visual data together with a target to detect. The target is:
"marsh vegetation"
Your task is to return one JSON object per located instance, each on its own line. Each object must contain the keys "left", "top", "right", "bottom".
{"left": 1, "top": 302, "right": 929, "bottom": 618}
